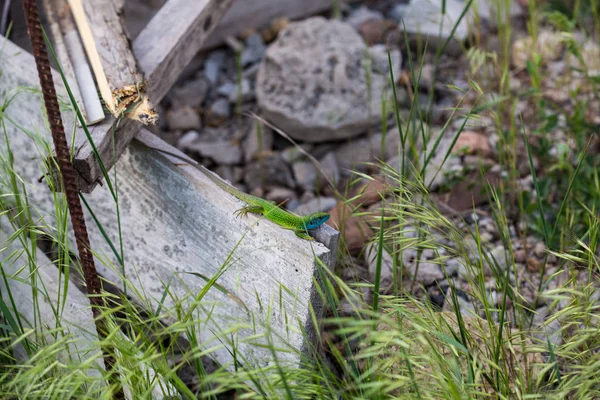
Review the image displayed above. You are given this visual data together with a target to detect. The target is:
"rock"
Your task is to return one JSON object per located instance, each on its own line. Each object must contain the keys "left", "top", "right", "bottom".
{"left": 365, "top": 243, "right": 395, "bottom": 289}
{"left": 176, "top": 130, "right": 202, "bottom": 153}
{"left": 444, "top": 257, "right": 467, "bottom": 277}
{"left": 244, "top": 123, "right": 274, "bottom": 162}
{"left": 477, "top": 0, "right": 523, "bottom": 29}
{"left": 205, "top": 98, "right": 231, "bottom": 126}
{"left": 204, "top": 50, "right": 227, "bottom": 84}
{"left": 483, "top": 245, "right": 509, "bottom": 276}
{"left": 512, "top": 30, "right": 565, "bottom": 70}
{"left": 217, "top": 80, "right": 253, "bottom": 103}
{"left": 194, "top": 140, "right": 243, "bottom": 165}
{"left": 514, "top": 248, "right": 527, "bottom": 263}
{"left": 371, "top": 127, "right": 402, "bottom": 161}
{"left": 399, "top": 0, "right": 470, "bottom": 52}
{"left": 358, "top": 19, "right": 399, "bottom": 46}
{"left": 327, "top": 202, "right": 376, "bottom": 255}
{"left": 166, "top": 106, "right": 201, "bottom": 131}
{"left": 418, "top": 64, "right": 435, "bottom": 90}
{"left": 214, "top": 165, "right": 238, "bottom": 184}
{"left": 443, "top": 287, "right": 477, "bottom": 318}
{"left": 293, "top": 161, "right": 318, "bottom": 192}
{"left": 451, "top": 130, "right": 492, "bottom": 156}
{"left": 294, "top": 197, "right": 337, "bottom": 216}
{"left": 175, "top": 129, "right": 242, "bottom": 165}
{"left": 346, "top": 6, "right": 383, "bottom": 30}
{"left": 256, "top": 17, "right": 401, "bottom": 142}
{"left": 387, "top": 126, "right": 463, "bottom": 191}
{"left": 266, "top": 187, "right": 297, "bottom": 204}
{"left": 241, "top": 33, "right": 267, "bottom": 66}
{"left": 334, "top": 137, "right": 373, "bottom": 171}
{"left": 389, "top": 3, "right": 409, "bottom": 22}
{"left": 281, "top": 144, "right": 314, "bottom": 164}
{"left": 568, "top": 40, "right": 600, "bottom": 77}
{"left": 319, "top": 152, "right": 341, "bottom": 186}
{"left": 354, "top": 178, "right": 390, "bottom": 206}
{"left": 534, "top": 242, "right": 546, "bottom": 258}
{"left": 261, "top": 17, "right": 290, "bottom": 43}
{"left": 403, "top": 252, "right": 444, "bottom": 286}
{"left": 244, "top": 155, "right": 296, "bottom": 190}
{"left": 532, "top": 306, "right": 562, "bottom": 347}
{"left": 169, "top": 77, "right": 209, "bottom": 108}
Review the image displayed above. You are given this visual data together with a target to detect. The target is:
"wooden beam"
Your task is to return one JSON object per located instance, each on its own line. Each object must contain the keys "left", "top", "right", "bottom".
{"left": 49, "top": 0, "right": 333, "bottom": 193}
{"left": 0, "top": 224, "right": 179, "bottom": 397}
{"left": 134, "top": 0, "right": 234, "bottom": 102}
{"left": 47, "top": 0, "right": 233, "bottom": 193}
{"left": 66, "top": 0, "right": 157, "bottom": 124}
{"left": 1, "top": 37, "right": 339, "bottom": 371}
{"left": 201, "top": 0, "right": 333, "bottom": 50}
{"left": 0, "top": 224, "right": 104, "bottom": 379}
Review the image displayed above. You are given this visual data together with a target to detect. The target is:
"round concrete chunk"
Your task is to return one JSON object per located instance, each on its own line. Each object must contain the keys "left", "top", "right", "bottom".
{"left": 256, "top": 17, "right": 401, "bottom": 142}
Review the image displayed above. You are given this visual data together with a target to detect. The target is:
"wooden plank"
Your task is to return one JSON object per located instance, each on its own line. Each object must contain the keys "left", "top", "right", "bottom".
{"left": 50, "top": 0, "right": 232, "bottom": 193}
{"left": 42, "top": 0, "right": 90, "bottom": 123}
{"left": 46, "top": 0, "right": 106, "bottom": 124}
{"left": 201, "top": 0, "right": 333, "bottom": 50}
{"left": 0, "top": 224, "right": 105, "bottom": 383}
{"left": 1, "top": 37, "right": 339, "bottom": 371}
{"left": 134, "top": 0, "right": 235, "bottom": 102}
{"left": 66, "top": 0, "right": 157, "bottom": 124}
{"left": 0, "top": 227, "right": 178, "bottom": 397}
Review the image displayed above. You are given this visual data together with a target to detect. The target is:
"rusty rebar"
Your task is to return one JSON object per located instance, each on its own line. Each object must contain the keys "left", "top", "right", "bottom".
{"left": 21, "top": 0, "right": 123, "bottom": 397}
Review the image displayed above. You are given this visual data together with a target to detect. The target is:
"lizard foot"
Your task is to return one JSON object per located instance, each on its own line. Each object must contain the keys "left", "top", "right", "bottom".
{"left": 295, "top": 230, "right": 314, "bottom": 241}
{"left": 234, "top": 205, "right": 263, "bottom": 218}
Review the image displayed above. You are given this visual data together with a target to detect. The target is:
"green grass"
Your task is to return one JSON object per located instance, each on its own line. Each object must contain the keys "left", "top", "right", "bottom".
{"left": 1, "top": 0, "right": 600, "bottom": 398}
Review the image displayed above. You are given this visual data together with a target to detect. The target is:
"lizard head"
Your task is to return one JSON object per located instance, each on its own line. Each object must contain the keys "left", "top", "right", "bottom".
{"left": 304, "top": 212, "right": 330, "bottom": 230}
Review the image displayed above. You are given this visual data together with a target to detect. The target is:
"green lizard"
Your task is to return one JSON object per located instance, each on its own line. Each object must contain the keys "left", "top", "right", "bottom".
{"left": 151, "top": 147, "right": 330, "bottom": 240}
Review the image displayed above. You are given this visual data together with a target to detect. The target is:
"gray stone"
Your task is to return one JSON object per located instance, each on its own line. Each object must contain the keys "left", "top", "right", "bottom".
{"left": 346, "top": 6, "right": 384, "bottom": 30}
{"left": 404, "top": 252, "right": 444, "bottom": 286}
{"left": 176, "top": 130, "right": 201, "bottom": 152}
{"left": 386, "top": 124, "right": 462, "bottom": 190}
{"left": 266, "top": 187, "right": 297, "bottom": 204}
{"left": 218, "top": 79, "right": 253, "bottom": 103}
{"left": 418, "top": 64, "right": 435, "bottom": 90}
{"left": 244, "top": 155, "right": 296, "bottom": 191}
{"left": 244, "top": 123, "right": 274, "bottom": 162}
{"left": 256, "top": 17, "right": 401, "bottom": 142}
{"left": 166, "top": 106, "right": 201, "bottom": 131}
{"left": 195, "top": 140, "right": 243, "bottom": 165}
{"left": 443, "top": 287, "right": 477, "bottom": 318}
{"left": 371, "top": 127, "right": 402, "bottom": 162}
{"left": 532, "top": 306, "right": 562, "bottom": 347}
{"left": 400, "top": 0, "right": 470, "bottom": 51}
{"left": 281, "top": 145, "right": 314, "bottom": 164}
{"left": 204, "top": 50, "right": 227, "bottom": 84}
{"left": 175, "top": 129, "right": 242, "bottom": 165}
{"left": 334, "top": 137, "right": 373, "bottom": 171}
{"left": 169, "top": 77, "right": 209, "bottom": 108}
{"left": 293, "top": 197, "right": 337, "bottom": 216}
{"left": 319, "top": 152, "right": 340, "bottom": 186}
{"left": 205, "top": 98, "right": 231, "bottom": 126}
{"left": 365, "top": 243, "right": 395, "bottom": 290}
{"left": 293, "top": 161, "right": 318, "bottom": 191}
{"left": 241, "top": 34, "right": 267, "bottom": 66}
{"left": 389, "top": 3, "right": 410, "bottom": 22}
{"left": 477, "top": 0, "right": 523, "bottom": 29}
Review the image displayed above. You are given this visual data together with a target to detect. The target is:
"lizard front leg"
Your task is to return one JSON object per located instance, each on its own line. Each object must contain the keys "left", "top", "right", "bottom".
{"left": 233, "top": 205, "right": 264, "bottom": 218}
{"left": 294, "top": 230, "right": 314, "bottom": 240}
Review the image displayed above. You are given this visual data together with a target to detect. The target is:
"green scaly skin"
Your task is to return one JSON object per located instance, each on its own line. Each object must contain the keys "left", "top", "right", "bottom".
{"left": 151, "top": 147, "right": 330, "bottom": 240}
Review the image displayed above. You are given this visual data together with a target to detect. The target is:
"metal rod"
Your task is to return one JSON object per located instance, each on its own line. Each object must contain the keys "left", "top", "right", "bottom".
{"left": 21, "top": 0, "right": 123, "bottom": 397}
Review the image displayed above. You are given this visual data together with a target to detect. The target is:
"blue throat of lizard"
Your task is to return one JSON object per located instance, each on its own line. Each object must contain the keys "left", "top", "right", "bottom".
{"left": 303, "top": 212, "right": 330, "bottom": 230}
